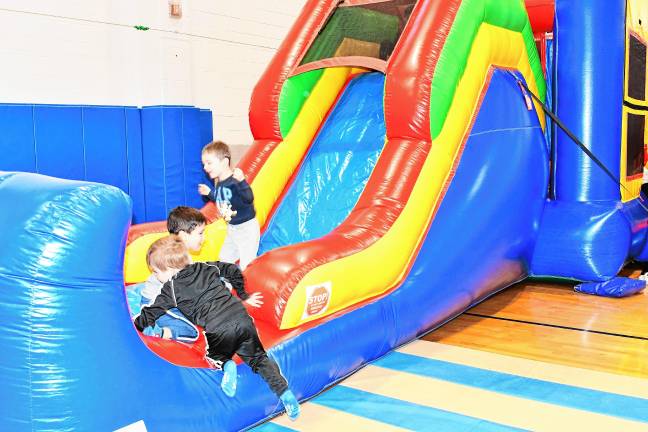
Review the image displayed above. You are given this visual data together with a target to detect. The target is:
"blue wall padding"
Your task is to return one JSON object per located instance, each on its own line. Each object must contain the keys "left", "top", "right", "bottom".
{"left": 198, "top": 109, "right": 213, "bottom": 207}
{"left": 140, "top": 107, "right": 166, "bottom": 221}
{"left": 142, "top": 107, "right": 181, "bottom": 221}
{"left": 141, "top": 106, "right": 209, "bottom": 221}
{"left": 182, "top": 107, "right": 210, "bottom": 209}
{"left": 553, "top": 0, "right": 625, "bottom": 201}
{"left": 33, "top": 105, "right": 86, "bottom": 181}
{"left": 530, "top": 201, "right": 630, "bottom": 281}
{"left": 83, "top": 107, "right": 130, "bottom": 193}
{"left": 198, "top": 109, "right": 214, "bottom": 205}
{"left": 200, "top": 109, "right": 214, "bottom": 146}
{"left": 162, "top": 108, "right": 185, "bottom": 209}
{"left": 125, "top": 107, "right": 147, "bottom": 225}
{"left": 259, "top": 72, "right": 386, "bottom": 255}
{"left": 0, "top": 105, "right": 36, "bottom": 172}
{"left": 0, "top": 103, "right": 213, "bottom": 223}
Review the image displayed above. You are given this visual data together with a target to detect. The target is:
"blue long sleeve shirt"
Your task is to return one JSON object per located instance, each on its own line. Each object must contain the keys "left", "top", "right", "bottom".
{"left": 209, "top": 176, "right": 256, "bottom": 225}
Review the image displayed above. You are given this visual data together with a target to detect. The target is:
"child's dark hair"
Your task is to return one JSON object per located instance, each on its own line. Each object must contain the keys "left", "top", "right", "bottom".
{"left": 146, "top": 235, "right": 191, "bottom": 271}
{"left": 167, "top": 206, "right": 207, "bottom": 234}
{"left": 202, "top": 140, "right": 231, "bottom": 163}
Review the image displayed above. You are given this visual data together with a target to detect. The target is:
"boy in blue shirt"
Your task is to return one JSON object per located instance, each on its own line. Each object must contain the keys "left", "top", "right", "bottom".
{"left": 127, "top": 206, "right": 207, "bottom": 341}
{"left": 199, "top": 141, "right": 260, "bottom": 270}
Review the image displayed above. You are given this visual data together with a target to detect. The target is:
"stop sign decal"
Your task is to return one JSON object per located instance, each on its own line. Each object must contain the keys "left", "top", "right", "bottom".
{"left": 302, "top": 282, "right": 332, "bottom": 319}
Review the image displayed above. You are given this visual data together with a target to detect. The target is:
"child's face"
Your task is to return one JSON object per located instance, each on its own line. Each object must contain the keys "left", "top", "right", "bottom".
{"left": 179, "top": 223, "right": 206, "bottom": 252}
{"left": 151, "top": 266, "right": 181, "bottom": 284}
{"left": 202, "top": 153, "right": 229, "bottom": 180}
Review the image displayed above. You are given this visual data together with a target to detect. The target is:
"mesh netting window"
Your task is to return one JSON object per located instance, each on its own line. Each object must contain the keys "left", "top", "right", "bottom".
{"left": 626, "top": 112, "right": 645, "bottom": 179}
{"left": 299, "top": 0, "right": 417, "bottom": 69}
{"left": 628, "top": 33, "right": 647, "bottom": 101}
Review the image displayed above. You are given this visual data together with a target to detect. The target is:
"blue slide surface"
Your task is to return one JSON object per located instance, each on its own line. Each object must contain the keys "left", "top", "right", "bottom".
{"left": 259, "top": 72, "right": 386, "bottom": 255}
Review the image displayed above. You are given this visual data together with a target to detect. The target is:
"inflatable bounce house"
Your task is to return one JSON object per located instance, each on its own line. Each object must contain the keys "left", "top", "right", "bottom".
{"left": 2, "top": 0, "right": 648, "bottom": 430}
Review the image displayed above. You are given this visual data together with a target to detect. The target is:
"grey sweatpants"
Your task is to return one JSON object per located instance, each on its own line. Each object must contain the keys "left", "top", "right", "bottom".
{"left": 219, "top": 217, "right": 260, "bottom": 270}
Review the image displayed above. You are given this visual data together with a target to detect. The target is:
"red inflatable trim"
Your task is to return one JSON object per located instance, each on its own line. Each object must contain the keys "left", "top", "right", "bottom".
{"left": 249, "top": 0, "right": 339, "bottom": 141}
{"left": 524, "top": 0, "right": 554, "bottom": 35}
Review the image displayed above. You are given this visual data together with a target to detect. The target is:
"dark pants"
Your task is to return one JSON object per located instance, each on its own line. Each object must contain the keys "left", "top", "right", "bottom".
{"left": 206, "top": 316, "right": 288, "bottom": 397}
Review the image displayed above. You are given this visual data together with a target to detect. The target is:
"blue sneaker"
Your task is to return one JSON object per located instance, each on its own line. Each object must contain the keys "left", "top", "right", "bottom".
{"left": 221, "top": 360, "right": 237, "bottom": 397}
{"left": 142, "top": 324, "right": 163, "bottom": 337}
{"left": 279, "top": 390, "right": 300, "bottom": 421}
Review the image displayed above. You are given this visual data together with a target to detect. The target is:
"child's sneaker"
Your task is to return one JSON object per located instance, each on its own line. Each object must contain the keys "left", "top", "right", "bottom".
{"left": 142, "top": 324, "right": 163, "bottom": 337}
{"left": 221, "top": 360, "right": 237, "bottom": 397}
{"left": 279, "top": 390, "right": 300, "bottom": 421}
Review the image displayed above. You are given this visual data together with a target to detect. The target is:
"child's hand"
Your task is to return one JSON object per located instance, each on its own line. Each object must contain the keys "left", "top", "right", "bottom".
{"left": 218, "top": 202, "right": 237, "bottom": 222}
{"left": 233, "top": 168, "right": 245, "bottom": 182}
{"left": 245, "top": 292, "right": 264, "bottom": 308}
{"left": 198, "top": 184, "right": 211, "bottom": 196}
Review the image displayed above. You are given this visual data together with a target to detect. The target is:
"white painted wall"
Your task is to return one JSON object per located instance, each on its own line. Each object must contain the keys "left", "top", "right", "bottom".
{"left": 0, "top": 0, "right": 306, "bottom": 145}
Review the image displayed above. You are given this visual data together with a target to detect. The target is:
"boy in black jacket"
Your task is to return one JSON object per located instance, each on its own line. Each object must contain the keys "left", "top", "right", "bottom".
{"left": 134, "top": 236, "right": 300, "bottom": 420}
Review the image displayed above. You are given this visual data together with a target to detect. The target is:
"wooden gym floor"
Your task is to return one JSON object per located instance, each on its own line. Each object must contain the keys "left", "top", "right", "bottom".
{"left": 425, "top": 276, "right": 648, "bottom": 379}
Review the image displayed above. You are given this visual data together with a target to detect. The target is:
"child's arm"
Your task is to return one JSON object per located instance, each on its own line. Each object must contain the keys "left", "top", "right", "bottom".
{"left": 232, "top": 168, "right": 254, "bottom": 204}
{"left": 133, "top": 283, "right": 175, "bottom": 331}
{"left": 216, "top": 262, "right": 265, "bottom": 307}
{"left": 140, "top": 273, "right": 163, "bottom": 304}
{"left": 215, "top": 262, "right": 247, "bottom": 300}
{"left": 198, "top": 184, "right": 214, "bottom": 201}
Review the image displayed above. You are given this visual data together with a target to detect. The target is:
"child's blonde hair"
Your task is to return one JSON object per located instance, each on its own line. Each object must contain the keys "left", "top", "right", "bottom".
{"left": 146, "top": 235, "right": 191, "bottom": 271}
{"left": 202, "top": 140, "right": 231, "bottom": 163}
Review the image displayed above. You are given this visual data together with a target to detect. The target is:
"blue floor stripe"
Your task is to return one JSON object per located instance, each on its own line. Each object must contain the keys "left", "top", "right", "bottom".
{"left": 375, "top": 351, "right": 648, "bottom": 423}
{"left": 312, "top": 385, "right": 528, "bottom": 432}
{"left": 250, "top": 422, "right": 298, "bottom": 432}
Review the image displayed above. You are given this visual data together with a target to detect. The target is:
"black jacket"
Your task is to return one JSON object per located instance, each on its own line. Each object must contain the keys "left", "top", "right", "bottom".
{"left": 134, "top": 261, "right": 249, "bottom": 333}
